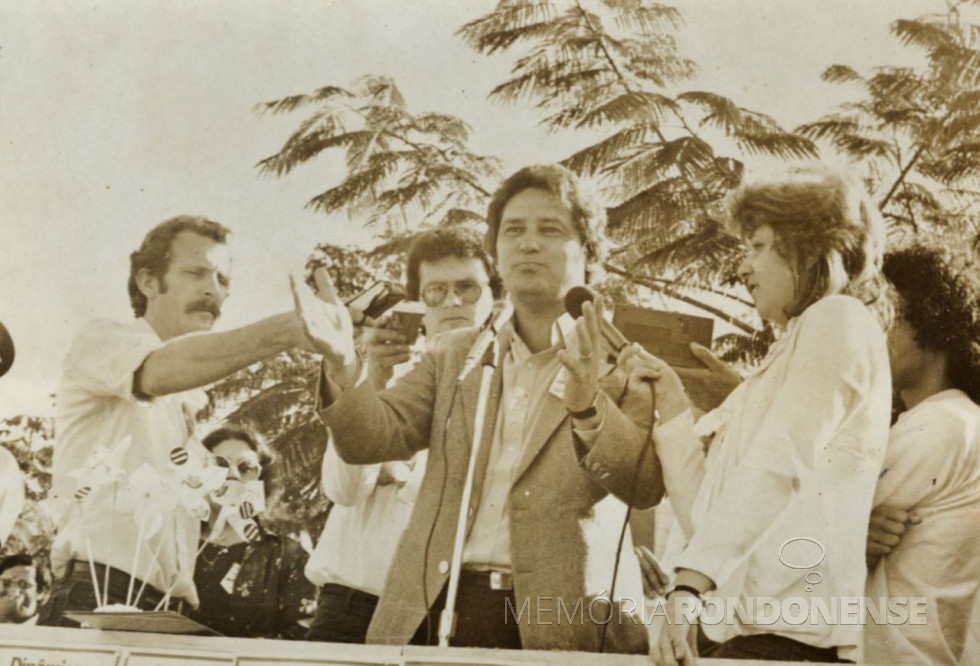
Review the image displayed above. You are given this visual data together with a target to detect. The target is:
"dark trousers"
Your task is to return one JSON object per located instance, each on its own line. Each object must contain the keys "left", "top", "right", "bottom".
{"left": 410, "top": 571, "right": 522, "bottom": 650}
{"left": 698, "top": 627, "right": 848, "bottom": 663}
{"left": 307, "top": 583, "right": 379, "bottom": 644}
{"left": 37, "top": 560, "right": 186, "bottom": 628}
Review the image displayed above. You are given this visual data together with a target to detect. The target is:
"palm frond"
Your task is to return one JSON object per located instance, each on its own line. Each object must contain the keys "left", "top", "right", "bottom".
{"left": 457, "top": 0, "right": 560, "bottom": 54}
{"left": 821, "top": 64, "right": 865, "bottom": 85}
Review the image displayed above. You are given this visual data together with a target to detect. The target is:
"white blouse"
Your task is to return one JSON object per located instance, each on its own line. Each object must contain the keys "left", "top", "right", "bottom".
{"left": 655, "top": 295, "right": 892, "bottom": 659}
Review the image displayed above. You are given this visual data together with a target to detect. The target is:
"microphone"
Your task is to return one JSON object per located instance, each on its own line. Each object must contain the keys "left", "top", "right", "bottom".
{"left": 564, "top": 286, "right": 630, "bottom": 353}
{"left": 457, "top": 300, "right": 514, "bottom": 382}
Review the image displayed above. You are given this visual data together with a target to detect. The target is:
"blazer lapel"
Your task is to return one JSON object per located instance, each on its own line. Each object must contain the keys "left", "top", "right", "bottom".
{"left": 512, "top": 385, "right": 567, "bottom": 483}
{"left": 512, "top": 360, "right": 627, "bottom": 484}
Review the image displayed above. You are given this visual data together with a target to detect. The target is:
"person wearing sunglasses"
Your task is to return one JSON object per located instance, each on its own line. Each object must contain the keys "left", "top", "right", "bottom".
{"left": 188, "top": 426, "right": 316, "bottom": 639}
{"left": 306, "top": 227, "right": 498, "bottom": 644}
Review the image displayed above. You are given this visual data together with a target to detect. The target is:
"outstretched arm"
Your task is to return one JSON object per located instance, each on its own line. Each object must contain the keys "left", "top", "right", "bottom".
{"left": 136, "top": 312, "right": 305, "bottom": 397}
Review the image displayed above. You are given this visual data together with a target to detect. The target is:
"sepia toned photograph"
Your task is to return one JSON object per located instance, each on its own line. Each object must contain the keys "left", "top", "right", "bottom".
{"left": 1, "top": 1, "right": 978, "bottom": 664}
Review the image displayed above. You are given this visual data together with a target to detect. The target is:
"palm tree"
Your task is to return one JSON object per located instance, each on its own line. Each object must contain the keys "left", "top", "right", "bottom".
{"left": 797, "top": 1, "right": 980, "bottom": 243}
{"left": 257, "top": 75, "right": 503, "bottom": 243}
{"left": 458, "top": 0, "right": 815, "bottom": 318}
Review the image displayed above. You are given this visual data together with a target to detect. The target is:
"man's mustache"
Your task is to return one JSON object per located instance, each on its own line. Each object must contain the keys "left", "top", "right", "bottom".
{"left": 186, "top": 300, "right": 221, "bottom": 319}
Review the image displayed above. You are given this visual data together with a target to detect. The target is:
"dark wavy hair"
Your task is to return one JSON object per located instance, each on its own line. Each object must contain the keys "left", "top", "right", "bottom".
{"left": 0, "top": 553, "right": 49, "bottom": 594}
{"left": 883, "top": 244, "right": 980, "bottom": 403}
{"left": 405, "top": 227, "right": 501, "bottom": 300}
{"left": 485, "top": 164, "right": 607, "bottom": 279}
{"left": 202, "top": 425, "right": 276, "bottom": 495}
{"left": 128, "top": 215, "right": 230, "bottom": 317}
{"left": 727, "top": 166, "right": 889, "bottom": 325}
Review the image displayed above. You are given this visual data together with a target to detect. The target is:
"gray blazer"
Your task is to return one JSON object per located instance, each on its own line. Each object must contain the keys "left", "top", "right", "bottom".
{"left": 318, "top": 327, "right": 664, "bottom": 652}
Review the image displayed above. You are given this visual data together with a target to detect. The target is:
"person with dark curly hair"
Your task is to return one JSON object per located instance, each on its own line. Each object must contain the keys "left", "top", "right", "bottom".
{"left": 864, "top": 243, "right": 980, "bottom": 665}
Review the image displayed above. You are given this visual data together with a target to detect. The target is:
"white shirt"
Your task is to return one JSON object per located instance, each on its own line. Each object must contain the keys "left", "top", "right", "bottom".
{"left": 305, "top": 443, "right": 426, "bottom": 595}
{"left": 52, "top": 319, "right": 207, "bottom": 607}
{"left": 655, "top": 296, "right": 891, "bottom": 658}
{"left": 865, "top": 389, "right": 980, "bottom": 665}
{"left": 461, "top": 321, "right": 567, "bottom": 569}
{"left": 305, "top": 346, "right": 428, "bottom": 595}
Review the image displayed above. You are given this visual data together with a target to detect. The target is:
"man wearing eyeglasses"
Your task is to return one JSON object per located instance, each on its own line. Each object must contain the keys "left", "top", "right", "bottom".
{"left": 0, "top": 554, "right": 49, "bottom": 625}
{"left": 296, "top": 165, "right": 659, "bottom": 653}
{"left": 306, "top": 227, "right": 497, "bottom": 644}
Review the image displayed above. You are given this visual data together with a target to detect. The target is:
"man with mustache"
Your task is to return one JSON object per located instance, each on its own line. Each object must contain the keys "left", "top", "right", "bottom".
{"left": 40, "top": 216, "right": 314, "bottom": 625}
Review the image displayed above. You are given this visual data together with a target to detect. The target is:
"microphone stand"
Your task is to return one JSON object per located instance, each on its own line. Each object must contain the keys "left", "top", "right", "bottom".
{"left": 438, "top": 339, "right": 500, "bottom": 647}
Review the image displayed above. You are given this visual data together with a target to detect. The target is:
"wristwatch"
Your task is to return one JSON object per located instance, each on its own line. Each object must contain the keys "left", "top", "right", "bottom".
{"left": 568, "top": 393, "right": 599, "bottom": 420}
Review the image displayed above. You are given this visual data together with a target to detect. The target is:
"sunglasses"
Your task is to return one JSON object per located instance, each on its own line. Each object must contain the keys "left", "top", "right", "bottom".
{"left": 420, "top": 281, "right": 485, "bottom": 308}
{"left": 212, "top": 455, "right": 262, "bottom": 481}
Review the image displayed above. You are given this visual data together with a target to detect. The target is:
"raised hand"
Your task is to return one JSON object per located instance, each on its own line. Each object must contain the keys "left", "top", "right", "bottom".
{"left": 675, "top": 343, "right": 742, "bottom": 413}
{"left": 558, "top": 299, "right": 603, "bottom": 413}
{"left": 290, "top": 268, "right": 357, "bottom": 379}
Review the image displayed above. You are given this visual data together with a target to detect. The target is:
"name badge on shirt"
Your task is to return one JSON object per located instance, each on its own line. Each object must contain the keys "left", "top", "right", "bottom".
{"left": 220, "top": 562, "right": 241, "bottom": 595}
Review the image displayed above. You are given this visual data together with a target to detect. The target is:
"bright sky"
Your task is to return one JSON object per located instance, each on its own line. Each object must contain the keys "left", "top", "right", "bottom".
{"left": 0, "top": 0, "right": 935, "bottom": 416}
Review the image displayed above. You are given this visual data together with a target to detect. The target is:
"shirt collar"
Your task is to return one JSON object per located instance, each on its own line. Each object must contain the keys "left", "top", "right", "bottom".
{"left": 503, "top": 312, "right": 577, "bottom": 364}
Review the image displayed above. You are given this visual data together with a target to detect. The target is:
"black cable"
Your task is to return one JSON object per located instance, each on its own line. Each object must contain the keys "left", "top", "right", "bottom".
{"left": 598, "top": 379, "right": 657, "bottom": 653}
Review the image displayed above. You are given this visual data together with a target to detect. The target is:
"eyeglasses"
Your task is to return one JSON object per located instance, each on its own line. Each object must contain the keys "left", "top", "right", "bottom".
{"left": 0, "top": 578, "right": 35, "bottom": 592}
{"left": 212, "top": 455, "right": 262, "bottom": 481}
{"left": 420, "top": 281, "right": 485, "bottom": 308}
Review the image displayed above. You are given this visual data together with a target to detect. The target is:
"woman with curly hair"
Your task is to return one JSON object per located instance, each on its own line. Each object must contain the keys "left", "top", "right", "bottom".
{"left": 864, "top": 244, "right": 980, "bottom": 666}
{"left": 603, "top": 166, "right": 894, "bottom": 663}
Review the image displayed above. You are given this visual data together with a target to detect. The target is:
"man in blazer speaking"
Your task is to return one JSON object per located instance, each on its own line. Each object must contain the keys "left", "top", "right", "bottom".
{"left": 297, "top": 164, "right": 663, "bottom": 653}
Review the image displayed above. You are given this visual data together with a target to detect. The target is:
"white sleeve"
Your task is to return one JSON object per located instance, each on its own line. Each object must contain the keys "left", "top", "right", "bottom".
{"left": 653, "top": 410, "right": 705, "bottom": 539}
{"left": 63, "top": 320, "right": 163, "bottom": 401}
{"left": 873, "top": 401, "right": 971, "bottom": 509}
{"left": 319, "top": 432, "right": 381, "bottom": 506}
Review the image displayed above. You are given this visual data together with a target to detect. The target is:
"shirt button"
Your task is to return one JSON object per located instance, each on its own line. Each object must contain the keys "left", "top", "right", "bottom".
{"left": 438, "top": 560, "right": 449, "bottom": 574}
{"left": 523, "top": 490, "right": 530, "bottom": 497}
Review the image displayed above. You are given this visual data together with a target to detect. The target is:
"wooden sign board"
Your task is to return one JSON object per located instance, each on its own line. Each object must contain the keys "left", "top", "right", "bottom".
{"left": 612, "top": 305, "right": 714, "bottom": 369}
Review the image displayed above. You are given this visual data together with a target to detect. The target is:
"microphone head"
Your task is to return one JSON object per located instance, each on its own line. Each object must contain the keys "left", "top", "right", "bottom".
{"left": 564, "top": 285, "right": 599, "bottom": 319}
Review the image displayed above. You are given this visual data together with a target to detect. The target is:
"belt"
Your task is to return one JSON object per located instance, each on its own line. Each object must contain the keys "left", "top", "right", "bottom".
{"left": 461, "top": 569, "right": 514, "bottom": 591}
{"left": 65, "top": 560, "right": 187, "bottom": 614}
